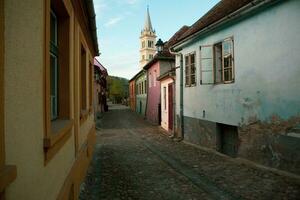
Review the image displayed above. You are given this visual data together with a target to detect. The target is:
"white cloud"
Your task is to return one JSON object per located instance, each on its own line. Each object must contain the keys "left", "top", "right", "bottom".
{"left": 104, "top": 17, "right": 123, "bottom": 27}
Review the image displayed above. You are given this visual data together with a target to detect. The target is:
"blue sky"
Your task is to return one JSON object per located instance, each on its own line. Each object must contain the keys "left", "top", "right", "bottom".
{"left": 94, "top": 0, "right": 220, "bottom": 79}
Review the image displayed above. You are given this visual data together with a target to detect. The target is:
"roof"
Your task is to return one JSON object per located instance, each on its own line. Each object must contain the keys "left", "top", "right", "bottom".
{"left": 175, "top": 0, "right": 255, "bottom": 45}
{"left": 94, "top": 58, "right": 108, "bottom": 76}
{"left": 157, "top": 68, "right": 176, "bottom": 81}
{"left": 84, "top": 0, "right": 99, "bottom": 55}
{"left": 143, "top": 6, "right": 154, "bottom": 32}
{"left": 129, "top": 69, "right": 146, "bottom": 82}
{"left": 143, "top": 25, "right": 189, "bottom": 70}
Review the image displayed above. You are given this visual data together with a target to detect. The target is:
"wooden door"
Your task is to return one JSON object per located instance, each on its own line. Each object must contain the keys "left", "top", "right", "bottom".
{"left": 168, "top": 83, "right": 173, "bottom": 130}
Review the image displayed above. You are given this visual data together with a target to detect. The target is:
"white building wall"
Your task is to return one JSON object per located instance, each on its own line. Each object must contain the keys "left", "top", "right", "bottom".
{"left": 175, "top": 0, "right": 300, "bottom": 126}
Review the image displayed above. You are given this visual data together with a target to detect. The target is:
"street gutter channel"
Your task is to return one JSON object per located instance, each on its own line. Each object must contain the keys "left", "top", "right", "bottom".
{"left": 126, "top": 129, "right": 242, "bottom": 200}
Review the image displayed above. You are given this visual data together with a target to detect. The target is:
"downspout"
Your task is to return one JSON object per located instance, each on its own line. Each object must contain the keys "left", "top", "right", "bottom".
{"left": 169, "top": 48, "right": 184, "bottom": 140}
{"left": 169, "top": 72, "right": 176, "bottom": 138}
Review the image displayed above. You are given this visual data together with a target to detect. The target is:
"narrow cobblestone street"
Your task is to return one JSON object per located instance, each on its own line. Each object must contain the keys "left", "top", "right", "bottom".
{"left": 79, "top": 104, "right": 300, "bottom": 200}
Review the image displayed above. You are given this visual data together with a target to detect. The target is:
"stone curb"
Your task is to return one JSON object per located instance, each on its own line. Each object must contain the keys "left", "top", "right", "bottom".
{"left": 182, "top": 140, "right": 300, "bottom": 182}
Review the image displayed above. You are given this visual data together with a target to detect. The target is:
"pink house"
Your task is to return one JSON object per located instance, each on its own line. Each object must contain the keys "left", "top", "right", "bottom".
{"left": 144, "top": 26, "right": 189, "bottom": 127}
{"left": 144, "top": 47, "right": 175, "bottom": 124}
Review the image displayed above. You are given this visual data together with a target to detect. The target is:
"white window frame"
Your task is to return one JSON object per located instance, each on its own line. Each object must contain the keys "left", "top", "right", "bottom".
{"left": 200, "top": 37, "right": 234, "bottom": 85}
{"left": 185, "top": 52, "right": 196, "bottom": 87}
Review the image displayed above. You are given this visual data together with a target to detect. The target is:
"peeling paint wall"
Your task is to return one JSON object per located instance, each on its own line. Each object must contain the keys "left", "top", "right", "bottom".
{"left": 175, "top": 0, "right": 300, "bottom": 174}
{"left": 238, "top": 116, "right": 300, "bottom": 174}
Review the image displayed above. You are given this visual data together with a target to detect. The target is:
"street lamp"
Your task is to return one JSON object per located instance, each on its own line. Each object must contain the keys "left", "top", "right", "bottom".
{"left": 155, "top": 38, "right": 164, "bottom": 54}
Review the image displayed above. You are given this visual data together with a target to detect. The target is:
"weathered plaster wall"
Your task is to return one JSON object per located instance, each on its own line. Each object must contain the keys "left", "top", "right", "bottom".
{"left": 175, "top": 0, "right": 300, "bottom": 174}
{"left": 159, "top": 60, "right": 174, "bottom": 76}
{"left": 176, "top": 0, "right": 300, "bottom": 126}
{"left": 79, "top": 115, "right": 95, "bottom": 151}
{"left": 160, "top": 78, "right": 174, "bottom": 131}
{"left": 146, "top": 62, "right": 160, "bottom": 124}
{"left": 4, "top": 1, "right": 75, "bottom": 199}
{"left": 4, "top": 0, "right": 97, "bottom": 198}
{"left": 238, "top": 116, "right": 300, "bottom": 174}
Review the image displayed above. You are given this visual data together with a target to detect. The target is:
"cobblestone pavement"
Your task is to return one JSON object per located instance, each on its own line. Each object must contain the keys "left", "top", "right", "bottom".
{"left": 79, "top": 105, "right": 300, "bottom": 200}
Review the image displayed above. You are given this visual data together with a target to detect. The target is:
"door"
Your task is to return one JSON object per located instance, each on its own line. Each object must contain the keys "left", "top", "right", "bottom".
{"left": 219, "top": 124, "right": 238, "bottom": 157}
{"left": 139, "top": 101, "right": 142, "bottom": 114}
{"left": 168, "top": 83, "right": 173, "bottom": 130}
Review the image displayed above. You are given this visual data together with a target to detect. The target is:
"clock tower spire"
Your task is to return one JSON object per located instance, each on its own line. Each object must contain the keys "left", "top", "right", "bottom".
{"left": 139, "top": 6, "right": 156, "bottom": 68}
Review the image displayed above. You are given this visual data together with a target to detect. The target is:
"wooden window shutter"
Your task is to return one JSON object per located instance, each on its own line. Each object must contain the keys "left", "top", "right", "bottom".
{"left": 200, "top": 45, "right": 214, "bottom": 84}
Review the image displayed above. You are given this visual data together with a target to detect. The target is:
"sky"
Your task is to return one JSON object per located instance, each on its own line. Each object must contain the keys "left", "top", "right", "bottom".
{"left": 93, "top": 0, "right": 220, "bottom": 79}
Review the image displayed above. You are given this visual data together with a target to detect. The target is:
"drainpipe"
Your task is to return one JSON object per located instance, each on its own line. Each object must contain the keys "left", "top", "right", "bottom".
{"left": 169, "top": 48, "right": 184, "bottom": 140}
{"left": 169, "top": 72, "right": 176, "bottom": 137}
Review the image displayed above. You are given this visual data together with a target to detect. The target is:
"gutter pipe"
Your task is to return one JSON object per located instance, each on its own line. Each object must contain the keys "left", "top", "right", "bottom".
{"left": 169, "top": 48, "right": 184, "bottom": 140}
{"left": 86, "top": 0, "right": 99, "bottom": 56}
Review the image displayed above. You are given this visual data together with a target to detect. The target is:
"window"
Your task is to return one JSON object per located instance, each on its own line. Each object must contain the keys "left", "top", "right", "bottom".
{"left": 163, "top": 87, "right": 166, "bottom": 110}
{"left": 50, "top": 10, "right": 58, "bottom": 120}
{"left": 144, "top": 80, "right": 147, "bottom": 93}
{"left": 142, "top": 81, "right": 144, "bottom": 94}
{"left": 142, "top": 41, "right": 145, "bottom": 48}
{"left": 89, "top": 62, "right": 93, "bottom": 109}
{"left": 200, "top": 38, "right": 234, "bottom": 84}
{"left": 80, "top": 45, "right": 87, "bottom": 111}
{"left": 148, "top": 40, "right": 154, "bottom": 48}
{"left": 44, "top": 0, "right": 72, "bottom": 163}
{"left": 185, "top": 53, "right": 196, "bottom": 87}
{"left": 222, "top": 39, "right": 234, "bottom": 82}
{"left": 149, "top": 54, "right": 153, "bottom": 60}
{"left": 142, "top": 55, "right": 145, "bottom": 60}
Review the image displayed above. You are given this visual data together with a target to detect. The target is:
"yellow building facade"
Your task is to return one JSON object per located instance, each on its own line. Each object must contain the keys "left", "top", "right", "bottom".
{"left": 1, "top": 0, "right": 99, "bottom": 199}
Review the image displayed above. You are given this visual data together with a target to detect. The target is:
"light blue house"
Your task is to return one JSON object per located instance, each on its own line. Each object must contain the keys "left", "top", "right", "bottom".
{"left": 171, "top": 0, "right": 300, "bottom": 174}
{"left": 132, "top": 70, "right": 147, "bottom": 116}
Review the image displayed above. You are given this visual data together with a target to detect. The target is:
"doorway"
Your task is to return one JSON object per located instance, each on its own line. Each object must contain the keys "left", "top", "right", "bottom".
{"left": 217, "top": 123, "right": 238, "bottom": 157}
{"left": 168, "top": 83, "right": 173, "bottom": 130}
{"left": 139, "top": 101, "right": 142, "bottom": 114}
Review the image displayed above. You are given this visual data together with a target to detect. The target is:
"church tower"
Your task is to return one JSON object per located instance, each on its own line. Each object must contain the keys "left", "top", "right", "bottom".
{"left": 139, "top": 6, "right": 157, "bottom": 68}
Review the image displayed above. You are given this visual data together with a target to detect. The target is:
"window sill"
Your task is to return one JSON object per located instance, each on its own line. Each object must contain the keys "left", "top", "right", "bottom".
{"left": 44, "top": 119, "right": 73, "bottom": 164}
{"left": 44, "top": 119, "right": 74, "bottom": 148}
{"left": 0, "top": 165, "right": 17, "bottom": 192}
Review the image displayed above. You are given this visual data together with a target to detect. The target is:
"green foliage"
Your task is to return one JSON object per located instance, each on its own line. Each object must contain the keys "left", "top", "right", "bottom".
{"left": 107, "top": 76, "right": 129, "bottom": 103}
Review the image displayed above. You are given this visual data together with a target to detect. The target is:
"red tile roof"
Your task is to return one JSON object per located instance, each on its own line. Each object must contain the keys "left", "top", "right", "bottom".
{"left": 175, "top": 0, "right": 255, "bottom": 45}
{"left": 161, "top": 25, "right": 190, "bottom": 57}
{"left": 143, "top": 25, "right": 189, "bottom": 70}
